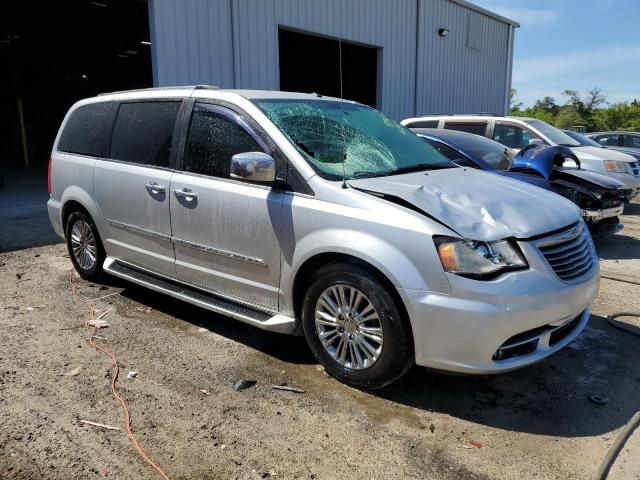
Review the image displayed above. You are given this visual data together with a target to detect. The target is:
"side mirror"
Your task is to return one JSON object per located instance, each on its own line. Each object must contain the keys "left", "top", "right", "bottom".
{"left": 230, "top": 152, "right": 276, "bottom": 183}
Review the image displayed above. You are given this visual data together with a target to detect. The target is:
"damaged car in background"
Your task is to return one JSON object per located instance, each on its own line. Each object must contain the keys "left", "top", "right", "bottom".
{"left": 413, "top": 128, "right": 629, "bottom": 238}
{"left": 49, "top": 88, "right": 599, "bottom": 389}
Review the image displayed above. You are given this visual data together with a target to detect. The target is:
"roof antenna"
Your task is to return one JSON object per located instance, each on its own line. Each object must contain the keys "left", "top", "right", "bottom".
{"left": 339, "top": 37, "right": 348, "bottom": 189}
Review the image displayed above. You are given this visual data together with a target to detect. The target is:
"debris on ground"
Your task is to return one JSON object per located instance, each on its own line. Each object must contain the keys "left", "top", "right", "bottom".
{"left": 87, "top": 319, "right": 109, "bottom": 329}
{"left": 271, "top": 384, "right": 305, "bottom": 393}
{"left": 198, "top": 327, "right": 208, "bottom": 333}
{"left": 200, "top": 389, "right": 209, "bottom": 395}
{"left": 64, "top": 366, "right": 82, "bottom": 376}
{"left": 233, "top": 379, "right": 257, "bottom": 391}
{"left": 429, "top": 423, "right": 435, "bottom": 433}
{"left": 145, "top": 306, "right": 153, "bottom": 313}
{"left": 79, "top": 420, "right": 121, "bottom": 431}
{"left": 127, "top": 371, "right": 139, "bottom": 379}
{"left": 588, "top": 395, "right": 610, "bottom": 405}
{"left": 466, "top": 438, "right": 483, "bottom": 449}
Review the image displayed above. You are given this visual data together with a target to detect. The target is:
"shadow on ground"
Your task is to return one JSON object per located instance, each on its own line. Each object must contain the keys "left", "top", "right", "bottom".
{"left": 109, "top": 280, "right": 640, "bottom": 439}
{"left": 0, "top": 168, "right": 61, "bottom": 253}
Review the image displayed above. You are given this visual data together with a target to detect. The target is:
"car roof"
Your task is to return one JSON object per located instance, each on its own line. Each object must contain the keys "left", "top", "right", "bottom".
{"left": 92, "top": 86, "right": 356, "bottom": 104}
{"left": 588, "top": 131, "right": 640, "bottom": 135}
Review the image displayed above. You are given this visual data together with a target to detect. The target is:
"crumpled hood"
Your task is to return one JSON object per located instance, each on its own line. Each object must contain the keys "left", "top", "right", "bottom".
{"left": 557, "top": 168, "right": 625, "bottom": 189}
{"left": 350, "top": 168, "right": 581, "bottom": 241}
{"left": 573, "top": 145, "right": 637, "bottom": 163}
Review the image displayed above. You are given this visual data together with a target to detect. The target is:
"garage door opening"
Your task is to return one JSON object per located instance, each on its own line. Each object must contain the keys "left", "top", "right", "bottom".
{"left": 1, "top": 0, "right": 153, "bottom": 170}
{"left": 278, "top": 28, "right": 379, "bottom": 108}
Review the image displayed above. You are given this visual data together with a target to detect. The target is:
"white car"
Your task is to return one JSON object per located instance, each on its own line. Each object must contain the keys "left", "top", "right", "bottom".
{"left": 401, "top": 115, "right": 640, "bottom": 199}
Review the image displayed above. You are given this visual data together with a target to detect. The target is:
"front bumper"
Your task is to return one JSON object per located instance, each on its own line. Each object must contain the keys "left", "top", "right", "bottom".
{"left": 400, "top": 242, "right": 599, "bottom": 374}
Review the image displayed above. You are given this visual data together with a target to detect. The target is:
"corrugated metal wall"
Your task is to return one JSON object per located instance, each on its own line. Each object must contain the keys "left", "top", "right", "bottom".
{"left": 416, "top": 0, "right": 512, "bottom": 115}
{"left": 149, "top": 0, "right": 514, "bottom": 120}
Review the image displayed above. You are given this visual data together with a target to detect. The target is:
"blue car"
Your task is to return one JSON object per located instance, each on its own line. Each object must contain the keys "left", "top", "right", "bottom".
{"left": 411, "top": 128, "right": 629, "bottom": 238}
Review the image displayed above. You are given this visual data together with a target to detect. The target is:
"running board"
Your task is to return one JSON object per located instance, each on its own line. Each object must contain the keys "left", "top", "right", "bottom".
{"left": 103, "top": 257, "right": 297, "bottom": 334}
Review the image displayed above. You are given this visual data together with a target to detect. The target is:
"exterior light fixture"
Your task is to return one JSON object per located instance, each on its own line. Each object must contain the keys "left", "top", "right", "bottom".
{"left": 438, "top": 28, "right": 449, "bottom": 37}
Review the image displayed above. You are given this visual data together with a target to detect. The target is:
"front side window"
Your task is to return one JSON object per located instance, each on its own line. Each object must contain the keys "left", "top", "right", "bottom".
{"left": 253, "top": 99, "right": 452, "bottom": 180}
{"left": 109, "top": 101, "right": 181, "bottom": 167}
{"left": 183, "top": 104, "right": 263, "bottom": 177}
{"left": 443, "top": 122, "right": 487, "bottom": 136}
{"left": 595, "top": 134, "right": 620, "bottom": 147}
{"left": 493, "top": 124, "right": 534, "bottom": 150}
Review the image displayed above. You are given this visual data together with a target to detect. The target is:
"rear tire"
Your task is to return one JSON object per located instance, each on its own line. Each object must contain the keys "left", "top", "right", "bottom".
{"left": 65, "top": 210, "right": 105, "bottom": 282}
{"left": 301, "top": 263, "right": 414, "bottom": 389}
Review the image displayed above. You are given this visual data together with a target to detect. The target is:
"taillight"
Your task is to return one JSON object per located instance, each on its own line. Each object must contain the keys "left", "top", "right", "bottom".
{"left": 47, "top": 157, "right": 52, "bottom": 195}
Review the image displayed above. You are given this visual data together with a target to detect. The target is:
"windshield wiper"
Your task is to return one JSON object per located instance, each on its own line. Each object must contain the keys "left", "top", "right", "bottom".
{"left": 390, "top": 163, "right": 454, "bottom": 175}
{"left": 351, "top": 171, "right": 390, "bottom": 178}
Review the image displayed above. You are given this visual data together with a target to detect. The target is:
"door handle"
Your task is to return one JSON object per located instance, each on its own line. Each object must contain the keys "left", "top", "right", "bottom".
{"left": 174, "top": 188, "right": 198, "bottom": 201}
{"left": 145, "top": 181, "right": 165, "bottom": 194}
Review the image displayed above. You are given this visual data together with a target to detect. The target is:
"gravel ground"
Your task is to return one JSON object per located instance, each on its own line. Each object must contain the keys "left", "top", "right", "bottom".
{"left": 0, "top": 176, "right": 639, "bottom": 479}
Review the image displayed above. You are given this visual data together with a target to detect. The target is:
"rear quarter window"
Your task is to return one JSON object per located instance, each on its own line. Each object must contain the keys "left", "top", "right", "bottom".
{"left": 57, "top": 102, "right": 114, "bottom": 157}
{"left": 407, "top": 120, "right": 439, "bottom": 128}
{"left": 109, "top": 101, "right": 182, "bottom": 167}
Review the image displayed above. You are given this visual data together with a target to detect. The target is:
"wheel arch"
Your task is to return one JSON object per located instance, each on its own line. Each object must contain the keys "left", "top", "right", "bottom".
{"left": 292, "top": 252, "right": 413, "bottom": 344}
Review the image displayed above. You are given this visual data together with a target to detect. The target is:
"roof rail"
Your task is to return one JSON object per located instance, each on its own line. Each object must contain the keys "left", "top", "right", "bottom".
{"left": 98, "top": 85, "right": 220, "bottom": 96}
{"left": 472, "top": 112, "right": 504, "bottom": 116}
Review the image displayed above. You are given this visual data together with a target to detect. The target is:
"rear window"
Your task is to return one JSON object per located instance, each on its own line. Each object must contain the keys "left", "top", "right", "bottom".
{"left": 444, "top": 122, "right": 487, "bottom": 136}
{"left": 109, "top": 101, "right": 181, "bottom": 167}
{"left": 57, "top": 102, "right": 113, "bottom": 157}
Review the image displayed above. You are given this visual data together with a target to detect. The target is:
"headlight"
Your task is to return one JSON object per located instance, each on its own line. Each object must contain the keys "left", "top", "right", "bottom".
{"left": 434, "top": 236, "right": 527, "bottom": 278}
{"left": 603, "top": 160, "right": 628, "bottom": 173}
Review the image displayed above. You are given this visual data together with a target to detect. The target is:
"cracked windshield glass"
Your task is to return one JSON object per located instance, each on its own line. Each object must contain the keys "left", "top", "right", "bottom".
{"left": 254, "top": 99, "right": 453, "bottom": 179}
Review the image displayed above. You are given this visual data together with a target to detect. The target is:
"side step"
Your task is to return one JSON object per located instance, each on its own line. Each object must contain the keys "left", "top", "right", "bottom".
{"left": 103, "top": 258, "right": 297, "bottom": 335}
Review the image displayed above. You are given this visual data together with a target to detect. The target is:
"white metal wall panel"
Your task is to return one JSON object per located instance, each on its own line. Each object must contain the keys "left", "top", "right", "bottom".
{"left": 416, "top": 0, "right": 511, "bottom": 115}
{"left": 149, "top": 0, "right": 235, "bottom": 87}
{"left": 149, "top": 0, "right": 514, "bottom": 119}
{"left": 230, "top": 0, "right": 418, "bottom": 120}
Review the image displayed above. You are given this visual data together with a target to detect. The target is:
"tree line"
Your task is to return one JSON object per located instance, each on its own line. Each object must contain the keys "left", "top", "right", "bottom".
{"left": 509, "top": 88, "right": 640, "bottom": 132}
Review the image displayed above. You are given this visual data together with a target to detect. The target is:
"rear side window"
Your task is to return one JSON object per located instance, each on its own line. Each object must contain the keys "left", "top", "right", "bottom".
{"left": 425, "top": 139, "right": 476, "bottom": 168}
{"left": 444, "top": 122, "right": 487, "bottom": 136}
{"left": 622, "top": 135, "right": 640, "bottom": 148}
{"left": 109, "top": 101, "right": 181, "bottom": 167}
{"left": 57, "top": 102, "right": 113, "bottom": 157}
{"left": 183, "top": 103, "right": 263, "bottom": 178}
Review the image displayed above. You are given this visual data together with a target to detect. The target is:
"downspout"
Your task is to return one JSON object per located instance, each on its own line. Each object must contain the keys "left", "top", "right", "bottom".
{"left": 504, "top": 24, "right": 514, "bottom": 114}
{"left": 413, "top": 0, "right": 421, "bottom": 116}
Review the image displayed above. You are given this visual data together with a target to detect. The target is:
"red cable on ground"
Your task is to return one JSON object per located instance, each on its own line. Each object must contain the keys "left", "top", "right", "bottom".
{"left": 67, "top": 269, "right": 171, "bottom": 480}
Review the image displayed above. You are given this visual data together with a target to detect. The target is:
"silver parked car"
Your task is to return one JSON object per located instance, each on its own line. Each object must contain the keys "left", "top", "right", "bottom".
{"left": 401, "top": 115, "right": 640, "bottom": 199}
{"left": 48, "top": 87, "right": 599, "bottom": 388}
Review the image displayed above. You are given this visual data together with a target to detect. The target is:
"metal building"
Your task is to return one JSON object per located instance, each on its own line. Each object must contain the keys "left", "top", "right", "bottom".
{"left": 149, "top": 0, "right": 518, "bottom": 120}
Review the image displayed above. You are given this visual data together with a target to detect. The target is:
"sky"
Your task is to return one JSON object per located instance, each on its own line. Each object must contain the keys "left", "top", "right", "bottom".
{"left": 472, "top": 0, "right": 640, "bottom": 107}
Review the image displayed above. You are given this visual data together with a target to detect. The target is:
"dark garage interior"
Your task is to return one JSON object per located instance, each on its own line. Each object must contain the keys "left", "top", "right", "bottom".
{"left": 0, "top": 0, "right": 152, "bottom": 172}
{"left": 278, "top": 28, "right": 379, "bottom": 108}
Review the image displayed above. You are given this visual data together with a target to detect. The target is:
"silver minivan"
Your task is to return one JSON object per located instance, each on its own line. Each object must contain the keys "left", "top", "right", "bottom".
{"left": 48, "top": 87, "right": 599, "bottom": 388}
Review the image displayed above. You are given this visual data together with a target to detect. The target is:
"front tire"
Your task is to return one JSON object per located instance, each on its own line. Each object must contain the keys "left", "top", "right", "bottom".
{"left": 301, "top": 263, "right": 414, "bottom": 389}
{"left": 65, "top": 210, "right": 105, "bottom": 282}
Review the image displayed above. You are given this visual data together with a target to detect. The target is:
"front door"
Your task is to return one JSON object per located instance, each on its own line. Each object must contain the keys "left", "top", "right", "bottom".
{"left": 170, "top": 103, "right": 284, "bottom": 312}
{"left": 94, "top": 100, "right": 182, "bottom": 277}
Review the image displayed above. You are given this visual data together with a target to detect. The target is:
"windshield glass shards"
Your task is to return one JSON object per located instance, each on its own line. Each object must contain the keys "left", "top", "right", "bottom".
{"left": 253, "top": 99, "right": 454, "bottom": 180}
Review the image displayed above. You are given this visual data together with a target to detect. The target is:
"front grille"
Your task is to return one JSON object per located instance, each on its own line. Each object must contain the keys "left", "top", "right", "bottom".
{"left": 537, "top": 223, "right": 595, "bottom": 282}
{"left": 549, "top": 315, "right": 582, "bottom": 345}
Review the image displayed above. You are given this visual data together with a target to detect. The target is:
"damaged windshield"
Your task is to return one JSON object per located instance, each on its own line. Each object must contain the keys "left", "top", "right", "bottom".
{"left": 254, "top": 99, "right": 453, "bottom": 180}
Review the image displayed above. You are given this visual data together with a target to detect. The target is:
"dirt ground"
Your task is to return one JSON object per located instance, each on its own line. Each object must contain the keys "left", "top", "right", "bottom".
{"left": 1, "top": 173, "right": 639, "bottom": 479}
